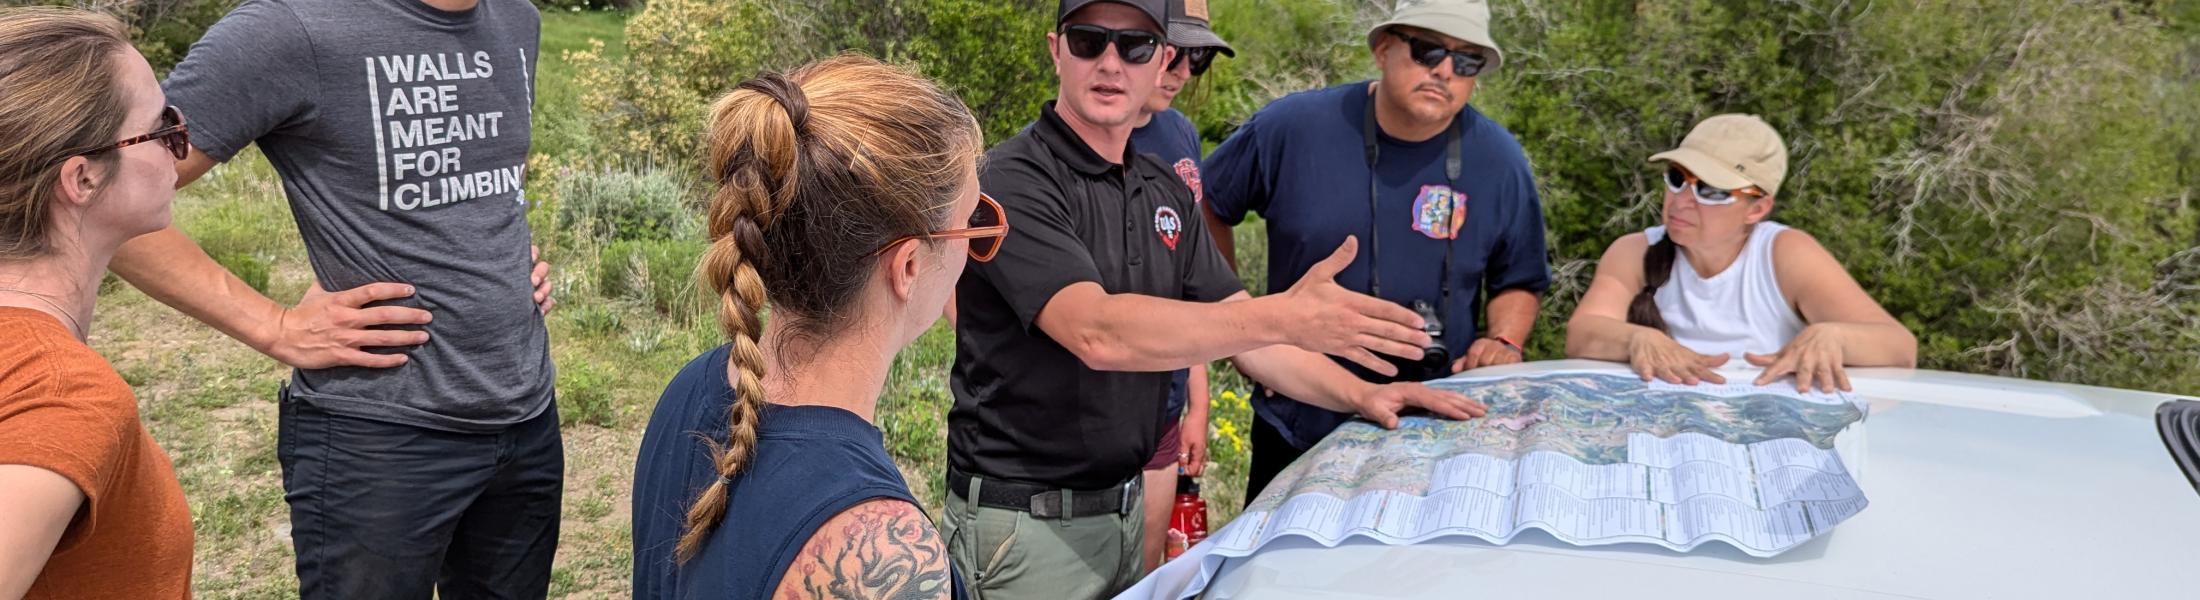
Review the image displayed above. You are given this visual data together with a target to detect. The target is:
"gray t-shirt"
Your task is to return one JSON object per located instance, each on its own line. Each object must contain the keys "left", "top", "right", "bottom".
{"left": 164, "top": 0, "right": 551, "bottom": 433}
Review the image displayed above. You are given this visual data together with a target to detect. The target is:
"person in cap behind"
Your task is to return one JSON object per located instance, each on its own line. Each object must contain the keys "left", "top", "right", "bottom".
{"left": 1200, "top": 0, "right": 1550, "bottom": 503}
{"left": 947, "top": 0, "right": 1487, "bottom": 597}
{"left": 1565, "top": 114, "right": 1917, "bottom": 392}
{"left": 1130, "top": 0, "right": 1233, "bottom": 571}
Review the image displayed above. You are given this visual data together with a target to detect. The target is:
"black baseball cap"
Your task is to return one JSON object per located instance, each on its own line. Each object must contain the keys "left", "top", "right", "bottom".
{"left": 1058, "top": 0, "right": 1169, "bottom": 32}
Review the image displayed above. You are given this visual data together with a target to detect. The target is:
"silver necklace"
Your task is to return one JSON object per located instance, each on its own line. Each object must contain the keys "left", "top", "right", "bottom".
{"left": 0, "top": 287, "right": 86, "bottom": 339}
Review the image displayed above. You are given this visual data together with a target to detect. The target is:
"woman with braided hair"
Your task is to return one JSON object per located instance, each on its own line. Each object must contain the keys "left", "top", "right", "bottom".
{"left": 630, "top": 54, "right": 1005, "bottom": 600}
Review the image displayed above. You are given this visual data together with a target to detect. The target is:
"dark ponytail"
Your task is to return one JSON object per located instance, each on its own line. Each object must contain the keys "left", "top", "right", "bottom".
{"left": 1627, "top": 236, "right": 1678, "bottom": 332}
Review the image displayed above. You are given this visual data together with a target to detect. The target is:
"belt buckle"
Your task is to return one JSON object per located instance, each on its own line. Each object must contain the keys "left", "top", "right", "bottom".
{"left": 1119, "top": 479, "right": 1135, "bottom": 515}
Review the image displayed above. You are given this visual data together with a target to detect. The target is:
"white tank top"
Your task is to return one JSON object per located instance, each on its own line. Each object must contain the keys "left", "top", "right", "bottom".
{"left": 1641, "top": 221, "right": 1805, "bottom": 359}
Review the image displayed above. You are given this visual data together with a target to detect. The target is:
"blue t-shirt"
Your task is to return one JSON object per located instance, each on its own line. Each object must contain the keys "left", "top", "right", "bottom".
{"left": 1130, "top": 108, "right": 1206, "bottom": 420}
{"left": 1205, "top": 81, "right": 1552, "bottom": 449}
{"left": 631, "top": 345, "right": 966, "bottom": 599}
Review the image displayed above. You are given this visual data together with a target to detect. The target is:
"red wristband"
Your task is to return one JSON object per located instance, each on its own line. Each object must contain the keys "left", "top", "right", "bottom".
{"left": 1489, "top": 335, "right": 1523, "bottom": 354}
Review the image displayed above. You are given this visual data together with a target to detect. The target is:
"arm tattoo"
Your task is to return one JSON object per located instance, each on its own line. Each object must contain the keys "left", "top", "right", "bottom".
{"left": 776, "top": 499, "right": 953, "bottom": 600}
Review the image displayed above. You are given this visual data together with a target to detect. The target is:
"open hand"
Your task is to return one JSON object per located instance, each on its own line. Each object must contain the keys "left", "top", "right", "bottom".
{"left": 1279, "top": 237, "right": 1433, "bottom": 376}
{"left": 270, "top": 282, "right": 432, "bottom": 369}
{"left": 1627, "top": 330, "right": 1728, "bottom": 385}
{"left": 1747, "top": 324, "right": 1851, "bottom": 393}
{"left": 1351, "top": 382, "right": 1488, "bottom": 429}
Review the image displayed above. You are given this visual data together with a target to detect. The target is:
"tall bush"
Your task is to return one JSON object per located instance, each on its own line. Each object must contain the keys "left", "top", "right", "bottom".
{"left": 49, "top": 0, "right": 239, "bottom": 73}
{"left": 572, "top": 0, "right": 1051, "bottom": 163}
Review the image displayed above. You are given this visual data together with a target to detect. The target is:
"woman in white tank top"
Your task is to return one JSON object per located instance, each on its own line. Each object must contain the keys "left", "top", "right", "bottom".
{"left": 1565, "top": 115, "right": 1916, "bottom": 392}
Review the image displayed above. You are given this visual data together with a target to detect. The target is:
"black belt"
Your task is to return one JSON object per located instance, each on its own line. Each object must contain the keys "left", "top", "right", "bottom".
{"left": 947, "top": 466, "right": 1137, "bottom": 519}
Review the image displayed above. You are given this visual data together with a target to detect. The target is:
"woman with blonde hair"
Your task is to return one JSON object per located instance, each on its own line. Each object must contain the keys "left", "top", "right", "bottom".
{"left": 630, "top": 54, "right": 1005, "bottom": 600}
{"left": 0, "top": 7, "right": 193, "bottom": 598}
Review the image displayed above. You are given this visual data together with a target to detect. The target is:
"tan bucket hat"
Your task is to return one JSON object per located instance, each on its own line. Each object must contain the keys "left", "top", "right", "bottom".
{"left": 1366, "top": 0, "right": 1504, "bottom": 74}
{"left": 1648, "top": 114, "right": 1789, "bottom": 196}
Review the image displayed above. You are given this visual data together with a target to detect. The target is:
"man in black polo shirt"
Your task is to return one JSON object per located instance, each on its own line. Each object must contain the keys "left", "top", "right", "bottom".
{"left": 945, "top": 1, "right": 1489, "bottom": 597}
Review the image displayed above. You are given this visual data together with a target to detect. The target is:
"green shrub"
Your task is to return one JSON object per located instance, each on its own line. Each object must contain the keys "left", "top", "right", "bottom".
{"left": 552, "top": 167, "right": 700, "bottom": 243}
{"left": 563, "top": 303, "right": 626, "bottom": 338}
{"left": 556, "top": 361, "right": 619, "bottom": 428}
{"left": 598, "top": 238, "right": 707, "bottom": 320}
{"left": 568, "top": 0, "right": 811, "bottom": 162}
{"left": 43, "top": 0, "right": 242, "bottom": 73}
{"left": 573, "top": 0, "right": 1055, "bottom": 162}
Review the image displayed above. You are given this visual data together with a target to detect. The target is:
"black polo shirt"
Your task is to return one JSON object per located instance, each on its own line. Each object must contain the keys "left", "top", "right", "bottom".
{"left": 949, "top": 101, "right": 1244, "bottom": 491}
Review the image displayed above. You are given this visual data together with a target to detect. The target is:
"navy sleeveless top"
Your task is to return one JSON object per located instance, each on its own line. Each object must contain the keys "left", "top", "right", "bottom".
{"left": 631, "top": 345, "right": 967, "bottom": 599}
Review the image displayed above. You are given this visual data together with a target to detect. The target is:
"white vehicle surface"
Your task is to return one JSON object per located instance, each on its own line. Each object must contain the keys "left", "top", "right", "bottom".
{"left": 1140, "top": 360, "right": 2199, "bottom": 599}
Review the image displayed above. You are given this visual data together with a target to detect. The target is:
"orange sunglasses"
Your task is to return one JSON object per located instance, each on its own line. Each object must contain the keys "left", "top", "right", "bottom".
{"left": 868, "top": 192, "right": 1009, "bottom": 262}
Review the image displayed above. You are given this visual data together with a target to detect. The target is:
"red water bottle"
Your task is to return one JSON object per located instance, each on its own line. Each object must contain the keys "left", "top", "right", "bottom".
{"left": 1167, "top": 473, "right": 1208, "bottom": 560}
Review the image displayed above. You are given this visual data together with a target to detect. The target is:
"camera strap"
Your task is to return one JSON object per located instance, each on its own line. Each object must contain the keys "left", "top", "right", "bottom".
{"left": 1362, "top": 88, "right": 1462, "bottom": 311}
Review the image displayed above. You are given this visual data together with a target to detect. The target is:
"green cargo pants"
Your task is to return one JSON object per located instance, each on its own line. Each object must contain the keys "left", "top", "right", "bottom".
{"left": 942, "top": 475, "right": 1145, "bottom": 600}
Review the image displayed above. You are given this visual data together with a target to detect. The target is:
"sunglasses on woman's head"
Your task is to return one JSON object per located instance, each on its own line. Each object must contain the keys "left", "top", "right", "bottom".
{"left": 1664, "top": 166, "right": 1765, "bottom": 206}
{"left": 868, "top": 192, "right": 1010, "bottom": 262}
{"left": 1390, "top": 30, "right": 1486, "bottom": 77}
{"left": 1061, "top": 24, "right": 1163, "bottom": 65}
{"left": 83, "top": 105, "right": 190, "bottom": 161}
{"left": 1168, "top": 46, "right": 1219, "bottom": 76}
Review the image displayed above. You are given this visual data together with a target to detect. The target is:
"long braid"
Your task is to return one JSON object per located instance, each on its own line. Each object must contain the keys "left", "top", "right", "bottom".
{"left": 1627, "top": 236, "right": 1679, "bottom": 333}
{"left": 673, "top": 55, "right": 982, "bottom": 563}
{"left": 675, "top": 71, "right": 805, "bottom": 562}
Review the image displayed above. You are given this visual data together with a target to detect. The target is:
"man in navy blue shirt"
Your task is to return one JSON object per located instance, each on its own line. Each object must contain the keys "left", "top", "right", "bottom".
{"left": 1202, "top": 0, "right": 1552, "bottom": 502}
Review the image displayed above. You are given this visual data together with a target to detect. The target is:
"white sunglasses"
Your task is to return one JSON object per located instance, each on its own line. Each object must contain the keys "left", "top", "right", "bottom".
{"left": 1664, "top": 166, "right": 1766, "bottom": 206}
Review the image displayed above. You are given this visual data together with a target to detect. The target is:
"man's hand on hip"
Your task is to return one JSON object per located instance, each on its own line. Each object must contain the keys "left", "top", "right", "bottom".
{"left": 268, "top": 282, "right": 432, "bottom": 369}
{"left": 531, "top": 245, "right": 556, "bottom": 315}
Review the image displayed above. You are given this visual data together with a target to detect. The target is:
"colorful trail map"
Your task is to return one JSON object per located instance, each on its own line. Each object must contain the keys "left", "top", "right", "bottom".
{"left": 1120, "top": 370, "right": 1871, "bottom": 600}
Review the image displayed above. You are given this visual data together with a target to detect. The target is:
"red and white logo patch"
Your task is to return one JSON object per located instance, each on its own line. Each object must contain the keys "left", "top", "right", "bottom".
{"left": 1154, "top": 206, "right": 1182, "bottom": 251}
{"left": 1172, "top": 158, "right": 1204, "bottom": 206}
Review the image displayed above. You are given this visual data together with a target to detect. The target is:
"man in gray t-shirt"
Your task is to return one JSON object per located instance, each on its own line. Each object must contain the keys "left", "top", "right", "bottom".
{"left": 112, "top": 0, "right": 561, "bottom": 596}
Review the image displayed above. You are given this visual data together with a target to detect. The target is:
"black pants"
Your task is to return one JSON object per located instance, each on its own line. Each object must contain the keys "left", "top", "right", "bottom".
{"left": 1243, "top": 416, "right": 1308, "bottom": 509}
{"left": 278, "top": 391, "right": 563, "bottom": 599}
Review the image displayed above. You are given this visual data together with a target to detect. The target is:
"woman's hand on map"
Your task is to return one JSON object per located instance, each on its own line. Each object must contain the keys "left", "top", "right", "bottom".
{"left": 1747, "top": 324, "right": 1852, "bottom": 393}
{"left": 1349, "top": 382, "right": 1488, "bottom": 429}
{"left": 1626, "top": 329, "right": 1728, "bottom": 386}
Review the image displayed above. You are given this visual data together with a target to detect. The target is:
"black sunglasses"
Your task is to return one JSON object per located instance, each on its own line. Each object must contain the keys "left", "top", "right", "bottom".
{"left": 1390, "top": 30, "right": 1487, "bottom": 77}
{"left": 1061, "top": 24, "right": 1163, "bottom": 65}
{"left": 1168, "top": 46, "right": 1220, "bottom": 76}
{"left": 82, "top": 105, "right": 190, "bottom": 161}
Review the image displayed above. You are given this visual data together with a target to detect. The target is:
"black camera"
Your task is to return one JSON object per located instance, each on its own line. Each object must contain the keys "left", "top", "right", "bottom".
{"left": 1383, "top": 300, "right": 1451, "bottom": 382}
